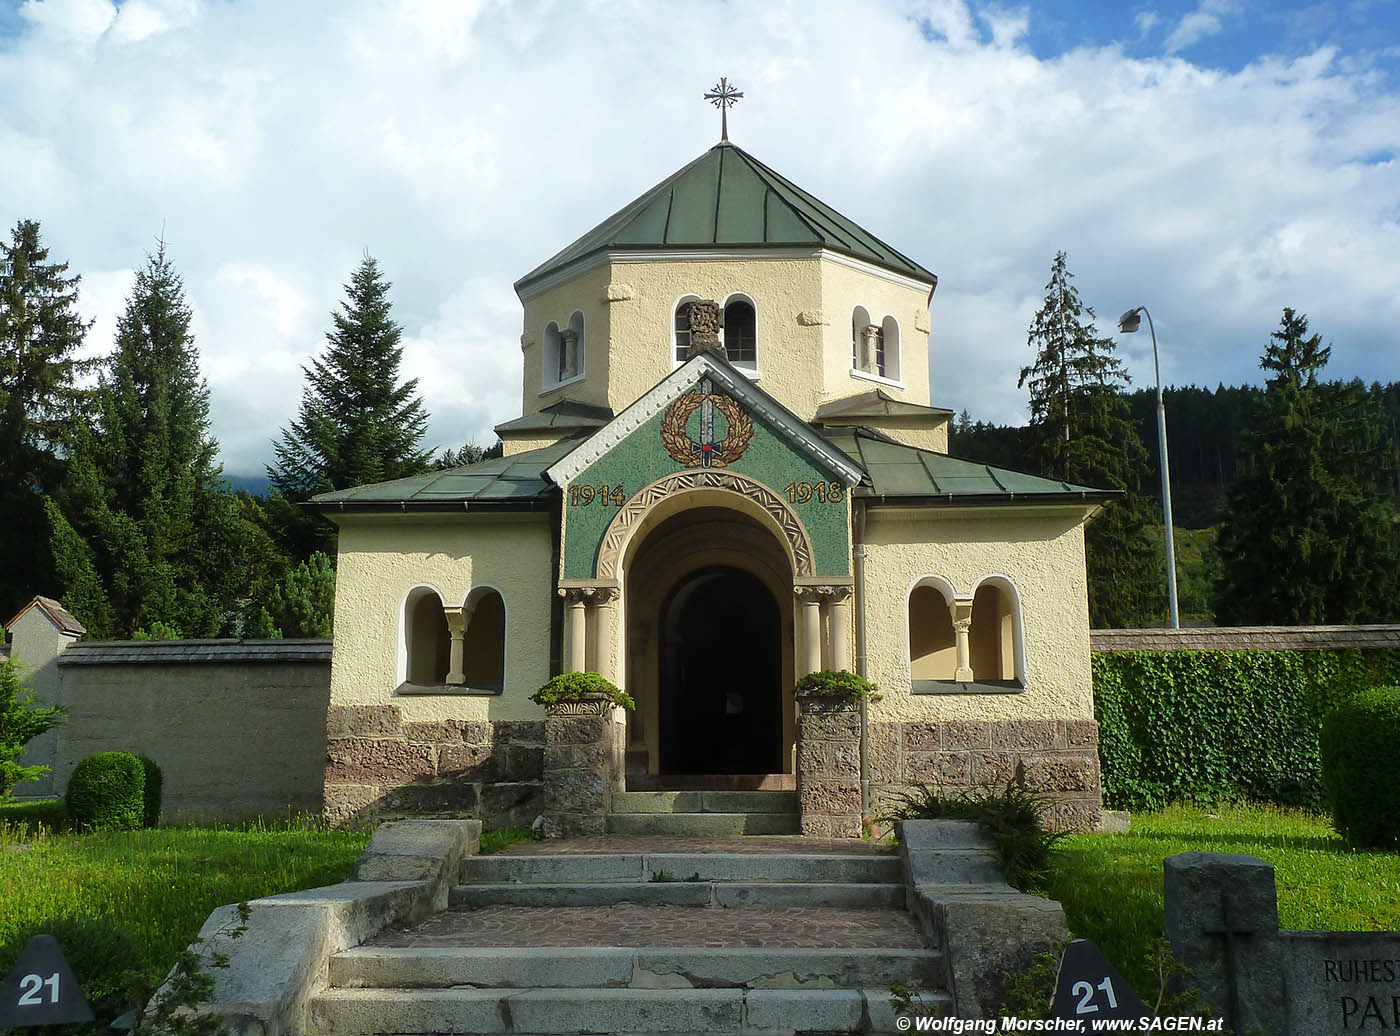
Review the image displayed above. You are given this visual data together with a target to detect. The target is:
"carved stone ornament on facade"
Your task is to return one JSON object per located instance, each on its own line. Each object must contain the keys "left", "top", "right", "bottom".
{"left": 596, "top": 469, "right": 815, "bottom": 579}
{"left": 796, "top": 310, "right": 829, "bottom": 326}
{"left": 684, "top": 299, "right": 724, "bottom": 358}
{"left": 604, "top": 283, "right": 636, "bottom": 302}
{"left": 660, "top": 379, "right": 755, "bottom": 470}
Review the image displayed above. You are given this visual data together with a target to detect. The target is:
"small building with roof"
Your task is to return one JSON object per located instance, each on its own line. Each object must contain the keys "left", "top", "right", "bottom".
{"left": 309, "top": 134, "right": 1115, "bottom": 834}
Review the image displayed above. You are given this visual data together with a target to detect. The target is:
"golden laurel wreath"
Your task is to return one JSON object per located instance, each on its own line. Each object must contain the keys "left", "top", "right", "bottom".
{"left": 660, "top": 391, "right": 755, "bottom": 468}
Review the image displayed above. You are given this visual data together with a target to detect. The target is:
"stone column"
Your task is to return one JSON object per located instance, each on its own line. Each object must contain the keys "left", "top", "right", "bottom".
{"left": 562, "top": 590, "right": 588, "bottom": 672}
{"left": 559, "top": 328, "right": 579, "bottom": 379}
{"left": 824, "top": 588, "right": 852, "bottom": 672}
{"left": 587, "top": 587, "right": 618, "bottom": 680}
{"left": 796, "top": 588, "right": 823, "bottom": 676}
{"left": 860, "top": 324, "right": 881, "bottom": 372}
{"left": 952, "top": 598, "right": 974, "bottom": 682}
{"left": 442, "top": 605, "right": 472, "bottom": 685}
{"left": 796, "top": 693, "right": 862, "bottom": 838}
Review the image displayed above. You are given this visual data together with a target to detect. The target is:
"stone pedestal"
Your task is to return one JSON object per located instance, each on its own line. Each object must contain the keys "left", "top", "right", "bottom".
{"left": 542, "top": 700, "right": 623, "bottom": 838}
{"left": 795, "top": 694, "right": 862, "bottom": 838}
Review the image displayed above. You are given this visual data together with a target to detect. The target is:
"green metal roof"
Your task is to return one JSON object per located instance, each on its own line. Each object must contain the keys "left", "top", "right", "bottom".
{"left": 813, "top": 388, "right": 955, "bottom": 422}
{"left": 515, "top": 142, "right": 938, "bottom": 292}
{"left": 494, "top": 399, "right": 614, "bottom": 437}
{"left": 822, "top": 428, "right": 1118, "bottom": 505}
{"left": 305, "top": 440, "right": 579, "bottom": 512}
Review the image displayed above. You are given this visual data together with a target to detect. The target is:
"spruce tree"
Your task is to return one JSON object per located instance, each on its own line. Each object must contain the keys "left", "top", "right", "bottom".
{"left": 47, "top": 243, "right": 255, "bottom": 638}
{"left": 267, "top": 255, "right": 430, "bottom": 559}
{"left": 1216, "top": 309, "right": 1400, "bottom": 624}
{"left": 0, "top": 220, "right": 95, "bottom": 617}
{"left": 1018, "top": 252, "right": 1164, "bottom": 627}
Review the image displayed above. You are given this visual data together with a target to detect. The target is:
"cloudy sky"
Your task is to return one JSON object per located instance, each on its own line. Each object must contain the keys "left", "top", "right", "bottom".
{"left": 2, "top": 0, "right": 1398, "bottom": 477}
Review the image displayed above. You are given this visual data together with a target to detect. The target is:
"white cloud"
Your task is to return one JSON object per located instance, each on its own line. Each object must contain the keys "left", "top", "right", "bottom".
{"left": 1, "top": 0, "right": 1397, "bottom": 471}
{"left": 1164, "top": 0, "right": 1239, "bottom": 54}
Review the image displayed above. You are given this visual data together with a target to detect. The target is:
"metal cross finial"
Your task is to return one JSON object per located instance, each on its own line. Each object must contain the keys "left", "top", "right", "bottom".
{"left": 704, "top": 77, "right": 743, "bottom": 142}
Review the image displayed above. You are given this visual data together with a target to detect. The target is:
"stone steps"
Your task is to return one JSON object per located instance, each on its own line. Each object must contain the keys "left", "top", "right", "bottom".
{"left": 611, "top": 790, "right": 799, "bottom": 814}
{"left": 310, "top": 986, "right": 948, "bottom": 1035}
{"left": 449, "top": 880, "right": 904, "bottom": 909}
{"left": 328, "top": 945, "right": 939, "bottom": 990}
{"left": 459, "top": 852, "right": 902, "bottom": 885}
{"left": 605, "top": 812, "right": 801, "bottom": 836}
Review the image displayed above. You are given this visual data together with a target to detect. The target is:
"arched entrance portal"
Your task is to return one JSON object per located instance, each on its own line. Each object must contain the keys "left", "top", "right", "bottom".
{"left": 621, "top": 504, "right": 797, "bottom": 781}
{"left": 660, "top": 567, "right": 782, "bottom": 774}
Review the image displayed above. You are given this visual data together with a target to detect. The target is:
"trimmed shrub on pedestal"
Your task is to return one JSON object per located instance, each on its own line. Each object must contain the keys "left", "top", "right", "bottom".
{"left": 794, "top": 669, "right": 882, "bottom": 706}
{"left": 1320, "top": 686, "right": 1400, "bottom": 849}
{"left": 530, "top": 672, "right": 635, "bottom": 712}
{"left": 65, "top": 752, "right": 145, "bottom": 831}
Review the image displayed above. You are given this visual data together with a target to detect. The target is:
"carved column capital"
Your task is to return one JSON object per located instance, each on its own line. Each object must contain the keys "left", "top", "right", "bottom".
{"left": 685, "top": 299, "right": 725, "bottom": 359}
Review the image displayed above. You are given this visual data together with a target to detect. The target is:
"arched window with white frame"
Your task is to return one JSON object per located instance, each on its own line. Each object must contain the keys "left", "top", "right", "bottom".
{"left": 542, "top": 321, "right": 562, "bottom": 387}
{"left": 402, "top": 586, "right": 449, "bottom": 686}
{"left": 565, "top": 310, "right": 585, "bottom": 381}
{"left": 969, "top": 575, "right": 1025, "bottom": 686}
{"left": 908, "top": 577, "right": 958, "bottom": 682}
{"left": 722, "top": 293, "right": 757, "bottom": 370}
{"left": 673, "top": 294, "right": 700, "bottom": 363}
{"left": 462, "top": 585, "right": 506, "bottom": 692}
{"left": 880, "top": 315, "right": 901, "bottom": 382}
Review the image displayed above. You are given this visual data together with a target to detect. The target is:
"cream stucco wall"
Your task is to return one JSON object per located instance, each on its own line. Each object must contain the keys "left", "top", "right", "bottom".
{"left": 521, "top": 264, "right": 612, "bottom": 414}
{"left": 861, "top": 506, "right": 1095, "bottom": 723}
{"left": 818, "top": 257, "right": 932, "bottom": 406}
{"left": 516, "top": 252, "right": 934, "bottom": 424}
{"left": 501, "top": 434, "right": 568, "bottom": 457}
{"left": 600, "top": 256, "right": 827, "bottom": 418}
{"left": 330, "top": 514, "right": 554, "bottom": 722}
{"left": 6, "top": 608, "right": 79, "bottom": 798}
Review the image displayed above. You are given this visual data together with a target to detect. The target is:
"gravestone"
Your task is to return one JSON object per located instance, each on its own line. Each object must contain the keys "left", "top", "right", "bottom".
{"left": 1165, "top": 852, "right": 1400, "bottom": 1035}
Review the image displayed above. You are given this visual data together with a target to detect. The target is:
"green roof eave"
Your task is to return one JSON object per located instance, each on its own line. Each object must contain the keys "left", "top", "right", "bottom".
{"left": 515, "top": 142, "right": 937, "bottom": 294}
{"left": 303, "top": 440, "right": 579, "bottom": 512}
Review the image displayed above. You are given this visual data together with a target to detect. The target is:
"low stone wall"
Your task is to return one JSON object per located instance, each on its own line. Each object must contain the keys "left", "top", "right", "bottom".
{"left": 1091, "top": 624, "right": 1400, "bottom": 653}
{"left": 53, "top": 640, "right": 332, "bottom": 821}
{"left": 868, "top": 718, "right": 1102, "bottom": 832}
{"left": 324, "top": 705, "right": 544, "bottom": 829}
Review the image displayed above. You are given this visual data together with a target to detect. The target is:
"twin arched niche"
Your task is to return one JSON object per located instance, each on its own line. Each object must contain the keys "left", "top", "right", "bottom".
{"left": 908, "top": 575, "right": 1024, "bottom": 687}
{"left": 399, "top": 585, "right": 506, "bottom": 692}
{"left": 851, "top": 306, "right": 901, "bottom": 383}
{"left": 543, "top": 310, "right": 585, "bottom": 388}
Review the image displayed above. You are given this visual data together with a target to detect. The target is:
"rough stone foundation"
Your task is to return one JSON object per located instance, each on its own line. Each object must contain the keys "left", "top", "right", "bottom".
{"left": 541, "top": 706, "right": 625, "bottom": 838}
{"left": 868, "top": 718, "right": 1102, "bottom": 832}
{"left": 323, "top": 705, "right": 544, "bottom": 828}
{"left": 796, "top": 696, "right": 863, "bottom": 838}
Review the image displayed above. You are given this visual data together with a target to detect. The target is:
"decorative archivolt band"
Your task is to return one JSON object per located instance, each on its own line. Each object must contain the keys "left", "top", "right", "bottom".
{"left": 595, "top": 470, "right": 815, "bottom": 579}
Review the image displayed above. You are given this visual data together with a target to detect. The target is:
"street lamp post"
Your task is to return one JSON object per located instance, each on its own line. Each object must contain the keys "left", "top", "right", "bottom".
{"left": 1118, "top": 306, "right": 1180, "bottom": 629}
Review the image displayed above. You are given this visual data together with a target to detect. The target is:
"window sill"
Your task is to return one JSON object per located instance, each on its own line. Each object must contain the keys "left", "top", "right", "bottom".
{"left": 539, "top": 373, "right": 586, "bottom": 397}
{"left": 911, "top": 679, "right": 1024, "bottom": 695}
{"left": 395, "top": 682, "right": 504, "bottom": 697}
{"left": 849, "top": 367, "right": 905, "bottom": 390}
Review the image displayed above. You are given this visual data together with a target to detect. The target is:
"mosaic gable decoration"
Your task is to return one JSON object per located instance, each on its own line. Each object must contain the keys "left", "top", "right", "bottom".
{"left": 660, "top": 378, "right": 754, "bottom": 469}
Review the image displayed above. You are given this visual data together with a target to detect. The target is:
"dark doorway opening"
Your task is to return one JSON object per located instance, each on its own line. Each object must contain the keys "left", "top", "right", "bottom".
{"left": 659, "top": 566, "right": 782, "bottom": 775}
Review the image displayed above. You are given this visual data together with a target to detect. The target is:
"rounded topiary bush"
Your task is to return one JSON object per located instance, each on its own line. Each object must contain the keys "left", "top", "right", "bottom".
{"left": 1320, "top": 686, "right": 1400, "bottom": 849}
{"left": 794, "top": 669, "right": 882, "bottom": 703}
{"left": 530, "top": 672, "right": 635, "bottom": 710}
{"left": 135, "top": 755, "right": 163, "bottom": 828}
{"left": 65, "top": 752, "right": 145, "bottom": 831}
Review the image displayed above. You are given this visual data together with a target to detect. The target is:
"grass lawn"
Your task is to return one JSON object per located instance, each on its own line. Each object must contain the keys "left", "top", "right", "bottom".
{"left": 1044, "top": 804, "right": 1400, "bottom": 1000}
{"left": 0, "top": 813, "right": 370, "bottom": 1024}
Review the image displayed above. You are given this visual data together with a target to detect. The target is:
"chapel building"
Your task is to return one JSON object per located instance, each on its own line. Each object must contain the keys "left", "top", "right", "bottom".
{"left": 311, "top": 136, "right": 1113, "bottom": 834}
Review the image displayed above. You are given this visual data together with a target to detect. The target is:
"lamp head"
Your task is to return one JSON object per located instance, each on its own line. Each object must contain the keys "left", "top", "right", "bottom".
{"left": 1118, "top": 309, "right": 1141, "bottom": 334}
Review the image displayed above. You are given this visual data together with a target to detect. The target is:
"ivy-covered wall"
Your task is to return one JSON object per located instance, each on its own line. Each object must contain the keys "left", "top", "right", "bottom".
{"left": 1094, "top": 648, "right": 1400, "bottom": 810}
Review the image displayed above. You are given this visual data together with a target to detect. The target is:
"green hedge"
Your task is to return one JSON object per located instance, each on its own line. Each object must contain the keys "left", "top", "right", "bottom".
{"left": 1320, "top": 686, "right": 1400, "bottom": 848}
{"left": 65, "top": 752, "right": 146, "bottom": 831}
{"left": 1094, "top": 648, "right": 1400, "bottom": 811}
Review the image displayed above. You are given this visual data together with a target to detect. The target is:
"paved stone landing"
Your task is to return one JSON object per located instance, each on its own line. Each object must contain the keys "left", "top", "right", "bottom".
{"left": 497, "top": 835, "right": 895, "bottom": 856}
{"left": 370, "top": 904, "right": 926, "bottom": 949}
